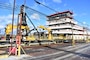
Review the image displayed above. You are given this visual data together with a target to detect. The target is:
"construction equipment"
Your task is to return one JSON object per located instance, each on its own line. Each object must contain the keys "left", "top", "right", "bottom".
{"left": 38, "top": 25, "right": 52, "bottom": 40}
{"left": 5, "top": 24, "right": 36, "bottom": 42}
{"left": 5, "top": 5, "right": 35, "bottom": 42}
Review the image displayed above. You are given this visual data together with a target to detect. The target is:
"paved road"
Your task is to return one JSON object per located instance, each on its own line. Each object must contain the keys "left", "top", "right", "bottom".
{"left": 20, "top": 43, "right": 90, "bottom": 60}
{"left": 0, "top": 43, "right": 90, "bottom": 60}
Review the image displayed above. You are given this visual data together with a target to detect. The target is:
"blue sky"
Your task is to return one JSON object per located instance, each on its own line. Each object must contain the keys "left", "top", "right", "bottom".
{"left": 0, "top": 0, "right": 90, "bottom": 34}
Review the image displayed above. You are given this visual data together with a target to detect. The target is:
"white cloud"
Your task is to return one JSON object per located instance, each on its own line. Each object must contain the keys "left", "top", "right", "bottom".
{"left": 9, "top": 0, "right": 13, "bottom": 5}
{"left": 0, "top": 14, "right": 17, "bottom": 29}
{"left": 81, "top": 13, "right": 87, "bottom": 16}
{"left": 75, "top": 21, "right": 78, "bottom": 24}
{"left": 53, "top": 0, "right": 62, "bottom": 3}
{"left": 30, "top": 13, "right": 40, "bottom": 20}
{"left": 42, "top": 0, "right": 47, "bottom": 5}
{"left": 0, "top": 25, "right": 5, "bottom": 29}
{"left": 83, "top": 22, "right": 86, "bottom": 24}
{"left": 64, "top": 4, "right": 67, "bottom": 7}
{"left": 73, "top": 13, "right": 87, "bottom": 17}
{"left": 73, "top": 13, "right": 78, "bottom": 17}
{"left": 37, "top": 22, "right": 41, "bottom": 26}
{"left": 31, "top": 3, "right": 39, "bottom": 10}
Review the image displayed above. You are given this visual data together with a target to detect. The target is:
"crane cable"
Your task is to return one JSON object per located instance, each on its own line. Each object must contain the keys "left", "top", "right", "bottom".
{"left": 26, "top": 13, "right": 40, "bottom": 39}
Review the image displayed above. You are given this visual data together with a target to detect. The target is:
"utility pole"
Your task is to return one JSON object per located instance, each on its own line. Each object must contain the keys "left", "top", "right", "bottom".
{"left": 86, "top": 27, "right": 88, "bottom": 43}
{"left": 83, "top": 27, "right": 85, "bottom": 42}
{"left": 11, "top": 0, "right": 16, "bottom": 51}
{"left": 71, "top": 21, "right": 75, "bottom": 46}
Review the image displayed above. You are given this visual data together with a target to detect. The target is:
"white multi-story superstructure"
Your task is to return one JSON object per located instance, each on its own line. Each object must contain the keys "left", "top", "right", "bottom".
{"left": 47, "top": 11, "right": 90, "bottom": 40}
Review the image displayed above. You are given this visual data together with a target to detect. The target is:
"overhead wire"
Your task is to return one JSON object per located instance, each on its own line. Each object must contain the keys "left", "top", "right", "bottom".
{"left": 34, "top": 0, "right": 58, "bottom": 13}
{"left": 26, "top": 13, "right": 41, "bottom": 44}
{"left": 34, "top": 0, "right": 90, "bottom": 30}
{"left": 26, "top": 13, "right": 39, "bottom": 33}
{"left": 0, "top": 2, "right": 19, "bottom": 11}
{"left": 0, "top": 1, "right": 89, "bottom": 28}
{"left": 0, "top": 1, "right": 89, "bottom": 31}
{"left": 25, "top": 6, "right": 47, "bottom": 16}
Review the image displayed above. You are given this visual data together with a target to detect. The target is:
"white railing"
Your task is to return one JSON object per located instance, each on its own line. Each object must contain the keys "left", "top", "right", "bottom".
{"left": 49, "top": 25, "right": 72, "bottom": 29}
{"left": 52, "top": 30, "right": 72, "bottom": 34}
{"left": 73, "top": 25, "right": 83, "bottom": 30}
{"left": 47, "top": 21, "right": 64, "bottom": 25}
{"left": 52, "top": 30, "right": 86, "bottom": 35}
{"left": 49, "top": 24, "right": 84, "bottom": 31}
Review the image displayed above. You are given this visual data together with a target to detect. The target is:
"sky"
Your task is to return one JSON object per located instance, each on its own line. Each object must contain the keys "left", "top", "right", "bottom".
{"left": 0, "top": 0, "right": 90, "bottom": 34}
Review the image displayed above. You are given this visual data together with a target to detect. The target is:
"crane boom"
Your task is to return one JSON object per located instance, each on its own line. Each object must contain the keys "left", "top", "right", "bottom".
{"left": 38, "top": 25, "right": 52, "bottom": 40}
{"left": 5, "top": 24, "right": 30, "bottom": 35}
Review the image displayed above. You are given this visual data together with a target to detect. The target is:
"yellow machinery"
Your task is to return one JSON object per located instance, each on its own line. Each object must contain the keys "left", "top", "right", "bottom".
{"left": 5, "top": 24, "right": 29, "bottom": 35}
{"left": 38, "top": 25, "right": 52, "bottom": 40}
{"left": 5, "top": 24, "right": 35, "bottom": 41}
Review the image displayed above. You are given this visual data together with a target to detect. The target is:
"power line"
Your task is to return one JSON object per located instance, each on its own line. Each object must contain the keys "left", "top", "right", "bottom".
{"left": 25, "top": 6, "right": 47, "bottom": 16}
{"left": 26, "top": 13, "right": 41, "bottom": 41}
{"left": 0, "top": 2, "right": 19, "bottom": 11}
{"left": 34, "top": 0, "right": 58, "bottom": 13}
{"left": 74, "top": 18, "right": 90, "bottom": 28}
{"left": 0, "top": 1, "right": 47, "bottom": 17}
{"left": 34, "top": 0, "right": 90, "bottom": 29}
